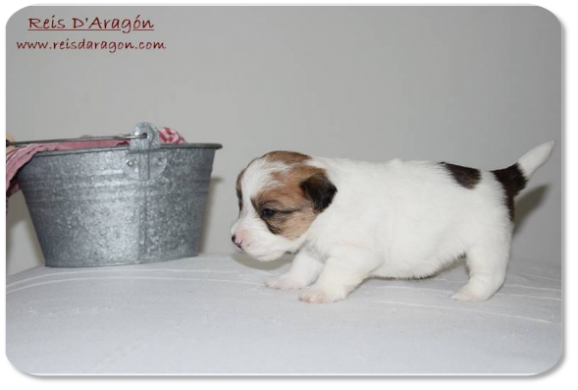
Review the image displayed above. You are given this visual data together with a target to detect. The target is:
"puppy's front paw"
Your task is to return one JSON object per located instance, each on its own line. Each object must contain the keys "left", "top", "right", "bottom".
{"left": 299, "top": 286, "right": 345, "bottom": 304}
{"left": 265, "top": 274, "right": 307, "bottom": 290}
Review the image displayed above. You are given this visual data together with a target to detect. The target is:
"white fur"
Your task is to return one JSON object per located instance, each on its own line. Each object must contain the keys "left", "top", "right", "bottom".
{"left": 518, "top": 141, "right": 555, "bottom": 178}
{"left": 232, "top": 142, "right": 554, "bottom": 303}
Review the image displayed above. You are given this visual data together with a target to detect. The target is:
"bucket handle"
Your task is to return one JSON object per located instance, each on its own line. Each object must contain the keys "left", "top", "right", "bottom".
{"left": 122, "top": 123, "right": 167, "bottom": 181}
{"left": 7, "top": 123, "right": 167, "bottom": 181}
{"left": 6, "top": 133, "right": 147, "bottom": 147}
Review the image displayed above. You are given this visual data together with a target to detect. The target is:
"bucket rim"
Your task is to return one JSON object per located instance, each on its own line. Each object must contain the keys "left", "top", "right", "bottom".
{"left": 30, "top": 143, "right": 223, "bottom": 158}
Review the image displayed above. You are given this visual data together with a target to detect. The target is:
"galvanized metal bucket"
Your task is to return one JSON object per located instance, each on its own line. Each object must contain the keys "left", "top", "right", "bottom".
{"left": 16, "top": 123, "right": 222, "bottom": 268}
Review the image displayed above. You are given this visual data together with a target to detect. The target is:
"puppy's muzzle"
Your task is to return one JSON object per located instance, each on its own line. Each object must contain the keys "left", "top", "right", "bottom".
{"left": 231, "top": 235, "right": 243, "bottom": 250}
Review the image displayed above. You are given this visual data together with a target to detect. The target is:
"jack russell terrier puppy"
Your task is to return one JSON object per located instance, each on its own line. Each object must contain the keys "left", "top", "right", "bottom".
{"left": 231, "top": 142, "right": 555, "bottom": 304}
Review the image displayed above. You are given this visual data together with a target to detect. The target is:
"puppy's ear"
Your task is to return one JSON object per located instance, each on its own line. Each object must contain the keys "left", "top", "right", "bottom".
{"left": 300, "top": 172, "right": 337, "bottom": 213}
{"left": 236, "top": 168, "right": 247, "bottom": 209}
{"left": 236, "top": 168, "right": 246, "bottom": 195}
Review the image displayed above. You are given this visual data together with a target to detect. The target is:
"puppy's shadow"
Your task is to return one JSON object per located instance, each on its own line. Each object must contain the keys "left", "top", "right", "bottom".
{"left": 366, "top": 256, "right": 467, "bottom": 287}
{"left": 230, "top": 252, "right": 293, "bottom": 272}
{"left": 514, "top": 185, "right": 549, "bottom": 236}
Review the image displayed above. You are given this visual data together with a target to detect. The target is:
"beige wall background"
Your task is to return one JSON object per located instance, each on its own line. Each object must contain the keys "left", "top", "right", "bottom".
{"left": 6, "top": 6, "right": 561, "bottom": 275}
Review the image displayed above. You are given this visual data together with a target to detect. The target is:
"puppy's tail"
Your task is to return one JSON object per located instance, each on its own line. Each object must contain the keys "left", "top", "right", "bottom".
{"left": 491, "top": 141, "right": 555, "bottom": 219}
{"left": 516, "top": 141, "right": 556, "bottom": 179}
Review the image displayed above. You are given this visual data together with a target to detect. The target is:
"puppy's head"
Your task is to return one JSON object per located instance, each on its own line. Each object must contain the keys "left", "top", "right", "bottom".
{"left": 231, "top": 151, "right": 337, "bottom": 261}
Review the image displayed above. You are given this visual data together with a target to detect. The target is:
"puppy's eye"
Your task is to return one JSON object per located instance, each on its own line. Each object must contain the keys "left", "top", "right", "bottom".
{"left": 260, "top": 208, "right": 276, "bottom": 218}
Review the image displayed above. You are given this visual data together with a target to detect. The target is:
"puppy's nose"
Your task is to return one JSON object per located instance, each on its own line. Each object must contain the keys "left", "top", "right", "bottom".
{"left": 232, "top": 235, "right": 243, "bottom": 249}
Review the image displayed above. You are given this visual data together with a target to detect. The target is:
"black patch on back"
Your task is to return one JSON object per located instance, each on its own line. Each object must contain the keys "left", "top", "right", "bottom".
{"left": 440, "top": 162, "right": 481, "bottom": 189}
{"left": 491, "top": 163, "right": 527, "bottom": 222}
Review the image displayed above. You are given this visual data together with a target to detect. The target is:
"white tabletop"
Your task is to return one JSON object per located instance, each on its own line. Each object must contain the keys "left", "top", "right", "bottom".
{"left": 7, "top": 254, "right": 561, "bottom": 375}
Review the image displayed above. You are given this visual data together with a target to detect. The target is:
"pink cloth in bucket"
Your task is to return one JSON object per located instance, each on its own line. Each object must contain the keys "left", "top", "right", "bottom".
{"left": 6, "top": 127, "right": 185, "bottom": 212}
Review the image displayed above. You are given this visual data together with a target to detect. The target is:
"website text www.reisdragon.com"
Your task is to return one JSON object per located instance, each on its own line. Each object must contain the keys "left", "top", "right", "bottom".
{"left": 16, "top": 38, "right": 166, "bottom": 54}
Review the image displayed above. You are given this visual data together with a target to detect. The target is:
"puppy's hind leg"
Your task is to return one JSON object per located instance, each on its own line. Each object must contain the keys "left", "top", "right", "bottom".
{"left": 452, "top": 239, "right": 510, "bottom": 301}
{"left": 299, "top": 246, "right": 381, "bottom": 304}
{"left": 266, "top": 250, "right": 323, "bottom": 290}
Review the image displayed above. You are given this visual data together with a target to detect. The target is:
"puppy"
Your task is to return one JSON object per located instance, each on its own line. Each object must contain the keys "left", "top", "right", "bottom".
{"left": 231, "top": 143, "right": 555, "bottom": 303}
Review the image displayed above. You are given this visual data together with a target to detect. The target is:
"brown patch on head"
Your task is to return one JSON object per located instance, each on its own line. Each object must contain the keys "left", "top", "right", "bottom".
{"left": 251, "top": 155, "right": 337, "bottom": 240}
{"left": 263, "top": 151, "right": 311, "bottom": 165}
